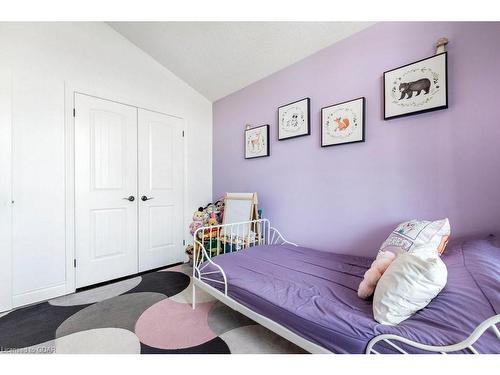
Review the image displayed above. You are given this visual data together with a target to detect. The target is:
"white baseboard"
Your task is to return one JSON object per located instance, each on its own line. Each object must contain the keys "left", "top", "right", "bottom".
{"left": 12, "top": 283, "right": 68, "bottom": 308}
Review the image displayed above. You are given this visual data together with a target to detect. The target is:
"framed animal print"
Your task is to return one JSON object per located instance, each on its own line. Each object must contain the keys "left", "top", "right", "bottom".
{"left": 321, "top": 97, "right": 365, "bottom": 147}
{"left": 245, "top": 124, "right": 270, "bottom": 159}
{"left": 278, "top": 97, "right": 310, "bottom": 140}
{"left": 384, "top": 52, "right": 448, "bottom": 120}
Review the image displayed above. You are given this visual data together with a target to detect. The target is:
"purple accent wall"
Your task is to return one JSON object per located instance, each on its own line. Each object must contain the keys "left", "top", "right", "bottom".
{"left": 213, "top": 22, "right": 500, "bottom": 257}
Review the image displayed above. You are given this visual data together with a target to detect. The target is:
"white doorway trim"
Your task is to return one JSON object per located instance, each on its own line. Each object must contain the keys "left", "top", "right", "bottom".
{"left": 0, "top": 71, "right": 13, "bottom": 313}
{"left": 64, "top": 82, "right": 188, "bottom": 295}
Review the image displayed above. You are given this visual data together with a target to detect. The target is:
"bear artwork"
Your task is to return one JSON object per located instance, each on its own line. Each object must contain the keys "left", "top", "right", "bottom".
{"left": 399, "top": 78, "right": 431, "bottom": 100}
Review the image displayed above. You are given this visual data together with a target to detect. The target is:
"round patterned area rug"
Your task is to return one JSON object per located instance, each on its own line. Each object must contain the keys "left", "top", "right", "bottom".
{"left": 0, "top": 264, "right": 304, "bottom": 354}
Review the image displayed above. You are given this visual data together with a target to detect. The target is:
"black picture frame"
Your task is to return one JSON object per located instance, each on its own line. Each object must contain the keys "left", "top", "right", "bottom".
{"left": 384, "top": 52, "right": 448, "bottom": 120}
{"left": 244, "top": 124, "right": 270, "bottom": 160}
{"left": 321, "top": 97, "right": 366, "bottom": 148}
{"left": 277, "top": 97, "right": 310, "bottom": 140}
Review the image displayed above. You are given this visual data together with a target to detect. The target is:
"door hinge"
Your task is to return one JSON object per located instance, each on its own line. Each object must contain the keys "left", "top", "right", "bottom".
{"left": 73, "top": 259, "right": 77, "bottom": 268}
{"left": 183, "top": 239, "right": 186, "bottom": 246}
{"left": 182, "top": 130, "right": 184, "bottom": 138}
{"left": 73, "top": 108, "right": 76, "bottom": 117}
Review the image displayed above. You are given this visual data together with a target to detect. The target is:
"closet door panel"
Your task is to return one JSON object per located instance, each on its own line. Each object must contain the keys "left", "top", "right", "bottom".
{"left": 10, "top": 74, "right": 67, "bottom": 304}
{"left": 75, "top": 94, "right": 138, "bottom": 288}
{"left": 138, "top": 109, "right": 184, "bottom": 271}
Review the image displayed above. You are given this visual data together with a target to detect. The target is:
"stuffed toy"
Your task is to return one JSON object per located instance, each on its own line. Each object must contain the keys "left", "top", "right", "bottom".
{"left": 199, "top": 203, "right": 212, "bottom": 224}
{"left": 214, "top": 199, "right": 224, "bottom": 223}
{"left": 189, "top": 207, "right": 205, "bottom": 235}
{"left": 357, "top": 250, "right": 396, "bottom": 299}
{"left": 204, "top": 203, "right": 216, "bottom": 216}
{"left": 201, "top": 214, "right": 219, "bottom": 239}
{"left": 185, "top": 244, "right": 194, "bottom": 257}
{"left": 188, "top": 200, "right": 225, "bottom": 237}
{"left": 214, "top": 199, "right": 224, "bottom": 212}
{"left": 207, "top": 215, "right": 218, "bottom": 227}
{"left": 193, "top": 207, "right": 204, "bottom": 221}
{"left": 185, "top": 244, "right": 195, "bottom": 266}
{"left": 437, "top": 235, "right": 450, "bottom": 255}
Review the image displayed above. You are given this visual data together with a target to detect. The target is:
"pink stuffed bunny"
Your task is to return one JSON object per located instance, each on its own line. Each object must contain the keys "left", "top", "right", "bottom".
{"left": 357, "top": 251, "right": 396, "bottom": 299}
{"left": 358, "top": 218, "right": 451, "bottom": 300}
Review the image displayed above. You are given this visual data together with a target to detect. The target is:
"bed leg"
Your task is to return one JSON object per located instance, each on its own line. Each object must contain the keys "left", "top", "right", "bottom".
{"left": 192, "top": 283, "right": 196, "bottom": 310}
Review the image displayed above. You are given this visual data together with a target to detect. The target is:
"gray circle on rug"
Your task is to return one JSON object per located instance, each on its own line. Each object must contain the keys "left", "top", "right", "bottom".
{"left": 161, "top": 263, "right": 192, "bottom": 276}
{"left": 220, "top": 325, "right": 307, "bottom": 354}
{"left": 207, "top": 301, "right": 256, "bottom": 335}
{"left": 169, "top": 277, "right": 216, "bottom": 304}
{"left": 55, "top": 292, "right": 165, "bottom": 338}
{"left": 49, "top": 277, "right": 142, "bottom": 307}
{"left": 55, "top": 328, "right": 140, "bottom": 354}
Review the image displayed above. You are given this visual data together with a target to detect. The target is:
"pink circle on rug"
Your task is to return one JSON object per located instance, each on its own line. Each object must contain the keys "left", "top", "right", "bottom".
{"left": 135, "top": 299, "right": 216, "bottom": 349}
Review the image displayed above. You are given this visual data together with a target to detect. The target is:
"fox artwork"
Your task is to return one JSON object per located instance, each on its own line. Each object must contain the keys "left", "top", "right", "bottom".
{"left": 321, "top": 97, "right": 365, "bottom": 147}
{"left": 334, "top": 117, "right": 350, "bottom": 131}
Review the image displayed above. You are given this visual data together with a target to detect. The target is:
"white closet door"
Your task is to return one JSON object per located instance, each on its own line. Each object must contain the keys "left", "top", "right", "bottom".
{"left": 75, "top": 94, "right": 138, "bottom": 288}
{"left": 138, "top": 109, "right": 184, "bottom": 271}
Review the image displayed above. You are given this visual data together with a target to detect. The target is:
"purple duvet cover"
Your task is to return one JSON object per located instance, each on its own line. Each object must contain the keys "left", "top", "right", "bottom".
{"left": 202, "top": 236, "right": 500, "bottom": 353}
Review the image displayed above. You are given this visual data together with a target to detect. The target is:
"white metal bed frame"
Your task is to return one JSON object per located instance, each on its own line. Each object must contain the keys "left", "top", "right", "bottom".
{"left": 192, "top": 219, "right": 500, "bottom": 354}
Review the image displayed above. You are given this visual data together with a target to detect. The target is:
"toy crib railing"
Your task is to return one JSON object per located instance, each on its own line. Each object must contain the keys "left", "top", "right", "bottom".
{"left": 192, "top": 219, "right": 296, "bottom": 295}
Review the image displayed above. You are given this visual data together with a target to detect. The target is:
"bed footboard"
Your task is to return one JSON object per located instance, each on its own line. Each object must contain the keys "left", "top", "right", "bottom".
{"left": 366, "top": 314, "right": 500, "bottom": 354}
{"left": 192, "top": 219, "right": 296, "bottom": 304}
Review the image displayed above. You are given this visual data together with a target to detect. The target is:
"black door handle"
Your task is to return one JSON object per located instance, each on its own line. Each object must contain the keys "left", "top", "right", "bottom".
{"left": 122, "top": 195, "right": 135, "bottom": 202}
{"left": 141, "top": 195, "right": 154, "bottom": 201}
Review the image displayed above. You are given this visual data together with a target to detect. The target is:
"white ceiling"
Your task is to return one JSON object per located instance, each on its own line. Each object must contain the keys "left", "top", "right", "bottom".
{"left": 108, "top": 22, "right": 374, "bottom": 102}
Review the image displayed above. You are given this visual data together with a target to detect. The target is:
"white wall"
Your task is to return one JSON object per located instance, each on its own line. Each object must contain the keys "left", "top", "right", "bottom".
{"left": 0, "top": 22, "right": 213, "bottom": 310}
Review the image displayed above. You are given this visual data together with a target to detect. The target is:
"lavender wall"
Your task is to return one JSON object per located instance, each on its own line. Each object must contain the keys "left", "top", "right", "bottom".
{"left": 213, "top": 22, "right": 500, "bottom": 257}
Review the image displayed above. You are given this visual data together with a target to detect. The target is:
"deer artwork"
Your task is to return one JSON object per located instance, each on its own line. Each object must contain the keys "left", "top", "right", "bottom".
{"left": 249, "top": 131, "right": 262, "bottom": 152}
{"left": 334, "top": 117, "right": 350, "bottom": 131}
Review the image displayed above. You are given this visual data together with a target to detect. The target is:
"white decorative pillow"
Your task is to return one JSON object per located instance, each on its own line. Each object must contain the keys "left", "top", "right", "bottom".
{"left": 379, "top": 218, "right": 450, "bottom": 258}
{"left": 373, "top": 252, "right": 448, "bottom": 325}
{"left": 357, "top": 218, "right": 450, "bottom": 300}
